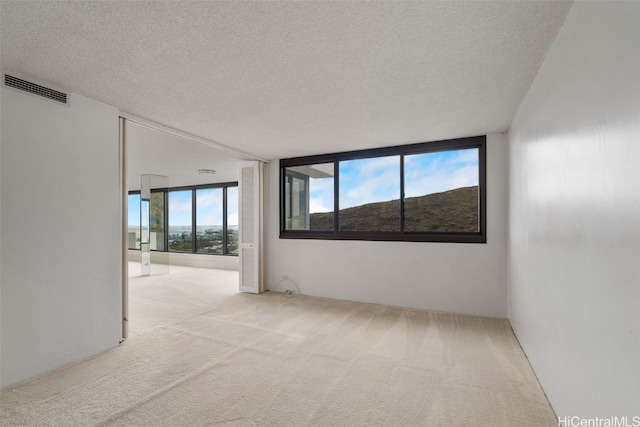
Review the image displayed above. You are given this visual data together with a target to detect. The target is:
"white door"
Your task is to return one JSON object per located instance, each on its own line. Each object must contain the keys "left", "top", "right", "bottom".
{"left": 238, "top": 161, "right": 264, "bottom": 293}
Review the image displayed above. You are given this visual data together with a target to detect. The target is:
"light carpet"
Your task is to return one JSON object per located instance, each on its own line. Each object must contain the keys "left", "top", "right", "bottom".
{"left": 1, "top": 264, "right": 556, "bottom": 426}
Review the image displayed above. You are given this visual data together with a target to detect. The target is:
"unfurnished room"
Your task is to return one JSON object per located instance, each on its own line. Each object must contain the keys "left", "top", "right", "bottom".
{"left": 0, "top": 1, "right": 638, "bottom": 426}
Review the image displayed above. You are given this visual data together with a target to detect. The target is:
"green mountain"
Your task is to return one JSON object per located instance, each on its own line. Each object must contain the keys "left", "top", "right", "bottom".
{"left": 310, "top": 185, "right": 479, "bottom": 232}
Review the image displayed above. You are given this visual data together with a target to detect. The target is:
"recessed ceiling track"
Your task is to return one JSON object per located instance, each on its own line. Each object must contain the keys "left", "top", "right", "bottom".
{"left": 4, "top": 74, "right": 68, "bottom": 104}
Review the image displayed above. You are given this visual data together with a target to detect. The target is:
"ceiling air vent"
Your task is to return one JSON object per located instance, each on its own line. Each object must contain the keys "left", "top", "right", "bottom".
{"left": 4, "top": 74, "right": 67, "bottom": 104}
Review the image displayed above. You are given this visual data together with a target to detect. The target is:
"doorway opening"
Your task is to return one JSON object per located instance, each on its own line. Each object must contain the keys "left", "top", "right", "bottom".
{"left": 120, "top": 116, "right": 261, "bottom": 341}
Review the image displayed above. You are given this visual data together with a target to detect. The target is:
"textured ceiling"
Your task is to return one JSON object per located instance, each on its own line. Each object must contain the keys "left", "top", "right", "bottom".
{"left": 1, "top": 1, "right": 572, "bottom": 161}
{"left": 126, "top": 121, "right": 244, "bottom": 191}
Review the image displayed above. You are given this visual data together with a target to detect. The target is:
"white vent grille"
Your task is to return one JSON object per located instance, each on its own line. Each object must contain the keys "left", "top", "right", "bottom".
{"left": 4, "top": 75, "right": 67, "bottom": 104}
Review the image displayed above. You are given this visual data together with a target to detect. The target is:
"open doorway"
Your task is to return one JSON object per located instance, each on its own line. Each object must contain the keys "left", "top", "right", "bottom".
{"left": 121, "top": 117, "right": 253, "bottom": 340}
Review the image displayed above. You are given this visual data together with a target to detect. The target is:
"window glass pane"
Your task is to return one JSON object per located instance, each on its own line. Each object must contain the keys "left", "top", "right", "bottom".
{"left": 195, "top": 188, "right": 223, "bottom": 254}
{"left": 284, "top": 163, "right": 334, "bottom": 231}
{"left": 128, "top": 194, "right": 140, "bottom": 249}
{"left": 404, "top": 148, "right": 479, "bottom": 232}
{"left": 227, "top": 187, "right": 239, "bottom": 255}
{"left": 168, "top": 190, "right": 193, "bottom": 252}
{"left": 339, "top": 156, "right": 400, "bottom": 232}
{"left": 150, "top": 192, "right": 165, "bottom": 251}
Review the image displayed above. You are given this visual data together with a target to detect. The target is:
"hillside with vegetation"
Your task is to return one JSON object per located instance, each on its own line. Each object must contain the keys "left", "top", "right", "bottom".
{"left": 310, "top": 185, "right": 479, "bottom": 232}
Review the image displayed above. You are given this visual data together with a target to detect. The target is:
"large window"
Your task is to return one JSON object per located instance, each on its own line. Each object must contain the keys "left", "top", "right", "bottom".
{"left": 280, "top": 136, "right": 486, "bottom": 243}
{"left": 169, "top": 190, "right": 193, "bottom": 252}
{"left": 195, "top": 188, "right": 223, "bottom": 254}
{"left": 128, "top": 182, "right": 238, "bottom": 255}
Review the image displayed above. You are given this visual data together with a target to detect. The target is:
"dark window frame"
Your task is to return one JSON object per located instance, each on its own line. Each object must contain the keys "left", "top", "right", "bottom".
{"left": 128, "top": 181, "right": 239, "bottom": 255}
{"left": 280, "top": 135, "right": 487, "bottom": 243}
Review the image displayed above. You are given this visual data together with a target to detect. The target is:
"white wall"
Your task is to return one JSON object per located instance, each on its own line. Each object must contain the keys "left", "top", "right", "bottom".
{"left": 266, "top": 133, "right": 508, "bottom": 318}
{"left": 1, "top": 87, "right": 121, "bottom": 388}
{"left": 128, "top": 250, "right": 239, "bottom": 270}
{"left": 508, "top": 1, "right": 640, "bottom": 419}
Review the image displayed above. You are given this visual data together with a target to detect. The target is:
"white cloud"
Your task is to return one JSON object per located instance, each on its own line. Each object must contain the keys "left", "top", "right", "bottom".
{"left": 339, "top": 156, "right": 400, "bottom": 209}
{"left": 196, "top": 190, "right": 223, "bottom": 209}
{"left": 404, "top": 149, "right": 479, "bottom": 197}
{"left": 196, "top": 192, "right": 224, "bottom": 225}
{"left": 302, "top": 148, "right": 479, "bottom": 214}
{"left": 227, "top": 212, "right": 238, "bottom": 226}
{"left": 310, "top": 197, "right": 332, "bottom": 213}
{"left": 198, "top": 212, "right": 223, "bottom": 226}
{"left": 170, "top": 200, "right": 192, "bottom": 212}
{"left": 309, "top": 176, "right": 334, "bottom": 213}
{"left": 168, "top": 196, "right": 193, "bottom": 225}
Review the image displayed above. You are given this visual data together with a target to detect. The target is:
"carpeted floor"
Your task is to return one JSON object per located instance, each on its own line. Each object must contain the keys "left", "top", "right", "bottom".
{"left": 1, "top": 264, "right": 557, "bottom": 426}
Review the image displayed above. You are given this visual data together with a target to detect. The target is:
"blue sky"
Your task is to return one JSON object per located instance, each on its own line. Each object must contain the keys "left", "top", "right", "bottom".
{"left": 309, "top": 148, "right": 479, "bottom": 213}
{"left": 129, "top": 188, "right": 238, "bottom": 227}
{"left": 128, "top": 194, "right": 140, "bottom": 226}
{"left": 169, "top": 188, "right": 239, "bottom": 226}
{"left": 129, "top": 148, "right": 478, "bottom": 225}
